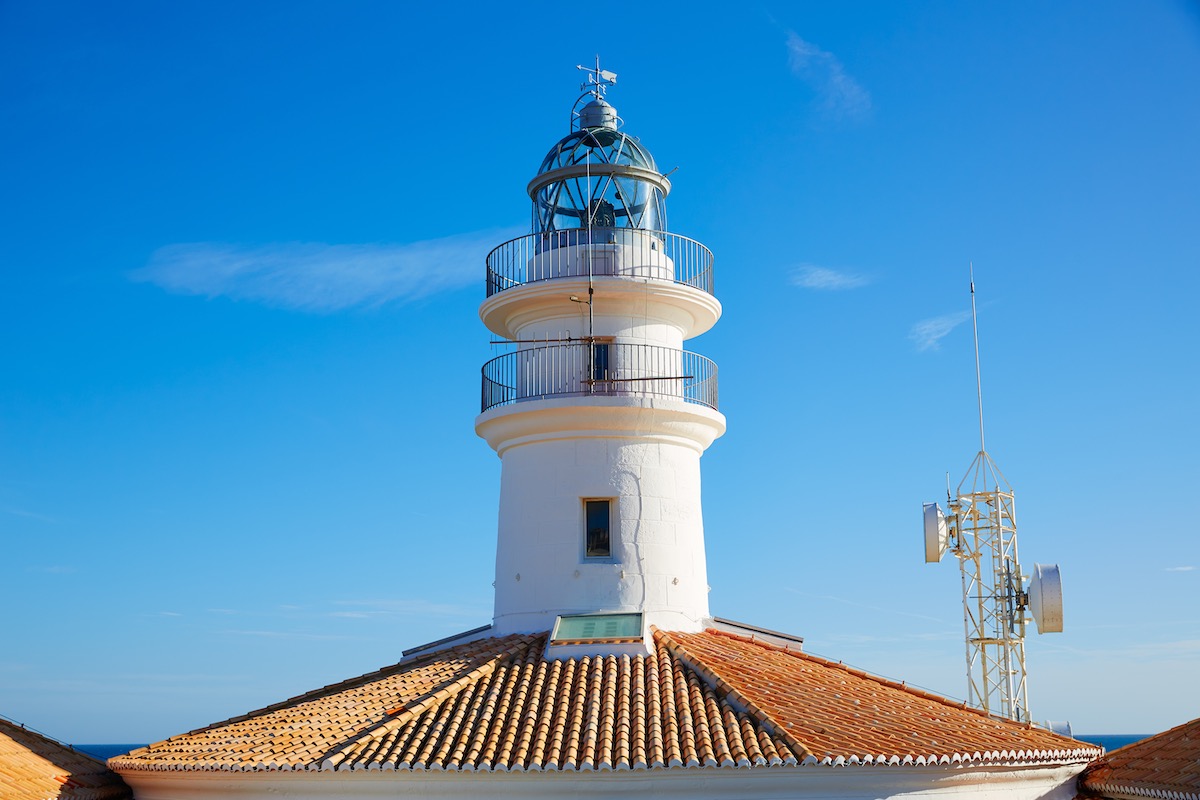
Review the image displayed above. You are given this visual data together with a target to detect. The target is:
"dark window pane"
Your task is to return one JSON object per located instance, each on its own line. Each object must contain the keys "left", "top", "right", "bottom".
{"left": 592, "top": 343, "right": 609, "bottom": 383}
{"left": 585, "top": 500, "right": 610, "bottom": 557}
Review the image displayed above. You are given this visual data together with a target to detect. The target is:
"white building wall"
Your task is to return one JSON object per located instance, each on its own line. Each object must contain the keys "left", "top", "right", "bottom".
{"left": 480, "top": 277, "right": 721, "bottom": 344}
{"left": 489, "top": 425, "right": 712, "bottom": 636}
{"left": 120, "top": 762, "right": 1088, "bottom": 800}
{"left": 512, "top": 316, "right": 683, "bottom": 349}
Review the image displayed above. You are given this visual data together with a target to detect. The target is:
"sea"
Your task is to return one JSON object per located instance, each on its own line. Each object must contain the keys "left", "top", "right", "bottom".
{"left": 73, "top": 744, "right": 149, "bottom": 760}
{"left": 72, "top": 735, "right": 1151, "bottom": 763}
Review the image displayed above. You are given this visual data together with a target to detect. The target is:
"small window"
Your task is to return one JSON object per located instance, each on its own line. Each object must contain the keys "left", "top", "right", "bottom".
{"left": 587, "top": 338, "right": 612, "bottom": 393}
{"left": 584, "top": 499, "right": 611, "bottom": 558}
{"left": 552, "top": 613, "right": 643, "bottom": 645}
{"left": 591, "top": 342, "right": 610, "bottom": 383}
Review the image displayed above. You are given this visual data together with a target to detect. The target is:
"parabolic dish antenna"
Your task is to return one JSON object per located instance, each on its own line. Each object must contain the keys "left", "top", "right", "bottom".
{"left": 1028, "top": 563, "right": 1064, "bottom": 634}
{"left": 923, "top": 502, "right": 948, "bottom": 563}
{"left": 1044, "top": 720, "right": 1073, "bottom": 738}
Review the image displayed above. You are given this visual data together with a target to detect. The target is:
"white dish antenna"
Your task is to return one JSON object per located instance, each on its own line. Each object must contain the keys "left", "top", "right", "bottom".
{"left": 923, "top": 502, "right": 948, "bottom": 563}
{"left": 1044, "top": 720, "right": 1073, "bottom": 738}
{"left": 1028, "top": 563, "right": 1064, "bottom": 634}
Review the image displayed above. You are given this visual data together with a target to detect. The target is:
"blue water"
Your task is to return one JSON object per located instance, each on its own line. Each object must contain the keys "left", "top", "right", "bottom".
{"left": 1076, "top": 734, "right": 1149, "bottom": 752}
{"left": 72, "top": 744, "right": 147, "bottom": 761}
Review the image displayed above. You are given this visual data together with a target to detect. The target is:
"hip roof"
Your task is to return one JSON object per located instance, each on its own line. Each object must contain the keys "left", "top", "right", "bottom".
{"left": 111, "top": 627, "right": 1100, "bottom": 775}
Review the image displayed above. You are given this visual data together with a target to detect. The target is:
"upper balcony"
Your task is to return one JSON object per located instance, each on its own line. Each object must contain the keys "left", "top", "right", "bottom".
{"left": 481, "top": 342, "right": 718, "bottom": 413}
{"left": 485, "top": 229, "right": 714, "bottom": 298}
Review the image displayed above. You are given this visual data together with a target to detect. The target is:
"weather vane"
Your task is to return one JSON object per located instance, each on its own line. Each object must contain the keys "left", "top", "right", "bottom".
{"left": 577, "top": 56, "right": 617, "bottom": 101}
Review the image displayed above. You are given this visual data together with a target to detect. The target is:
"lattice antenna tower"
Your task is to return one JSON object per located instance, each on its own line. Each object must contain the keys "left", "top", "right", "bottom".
{"left": 922, "top": 268, "right": 1063, "bottom": 724}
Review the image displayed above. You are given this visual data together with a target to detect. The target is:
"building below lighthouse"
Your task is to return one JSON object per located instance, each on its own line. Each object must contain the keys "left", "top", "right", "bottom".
{"left": 111, "top": 67, "right": 1100, "bottom": 800}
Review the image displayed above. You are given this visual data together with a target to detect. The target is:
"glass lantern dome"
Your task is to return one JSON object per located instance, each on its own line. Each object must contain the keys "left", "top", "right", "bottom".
{"left": 528, "top": 98, "right": 670, "bottom": 242}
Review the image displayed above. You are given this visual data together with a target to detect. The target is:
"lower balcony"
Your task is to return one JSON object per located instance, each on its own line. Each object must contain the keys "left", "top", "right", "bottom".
{"left": 481, "top": 342, "right": 718, "bottom": 413}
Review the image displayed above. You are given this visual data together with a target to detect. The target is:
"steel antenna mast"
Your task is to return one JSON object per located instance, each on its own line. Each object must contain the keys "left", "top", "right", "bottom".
{"left": 922, "top": 267, "right": 1064, "bottom": 724}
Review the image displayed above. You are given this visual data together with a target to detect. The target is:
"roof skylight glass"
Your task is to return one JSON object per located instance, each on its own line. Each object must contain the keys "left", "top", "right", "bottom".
{"left": 551, "top": 613, "right": 643, "bottom": 644}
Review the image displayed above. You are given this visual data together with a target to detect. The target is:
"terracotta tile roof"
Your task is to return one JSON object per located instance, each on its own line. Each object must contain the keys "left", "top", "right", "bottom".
{"left": 0, "top": 718, "right": 132, "bottom": 800}
{"left": 111, "top": 627, "right": 1099, "bottom": 775}
{"left": 663, "top": 628, "right": 1099, "bottom": 765}
{"left": 1078, "top": 717, "right": 1200, "bottom": 800}
{"left": 113, "top": 632, "right": 537, "bottom": 772}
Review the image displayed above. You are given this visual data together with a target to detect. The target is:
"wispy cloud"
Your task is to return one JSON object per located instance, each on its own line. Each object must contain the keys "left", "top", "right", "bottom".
{"left": 1070, "top": 639, "right": 1200, "bottom": 661}
{"left": 26, "top": 565, "right": 76, "bottom": 575}
{"left": 200, "top": 599, "right": 488, "bottom": 625}
{"left": 1166, "top": 566, "right": 1196, "bottom": 572}
{"left": 910, "top": 311, "right": 971, "bottom": 352}
{"left": 132, "top": 227, "right": 521, "bottom": 312}
{"left": 784, "top": 588, "right": 944, "bottom": 623}
{"left": 3, "top": 506, "right": 57, "bottom": 523}
{"left": 825, "top": 631, "right": 954, "bottom": 646}
{"left": 333, "top": 598, "right": 487, "bottom": 619}
{"left": 222, "top": 630, "right": 351, "bottom": 641}
{"left": 790, "top": 264, "right": 869, "bottom": 291}
{"left": 785, "top": 31, "right": 872, "bottom": 121}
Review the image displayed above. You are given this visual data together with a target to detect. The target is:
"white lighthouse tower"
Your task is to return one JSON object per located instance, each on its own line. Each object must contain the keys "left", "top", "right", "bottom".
{"left": 476, "top": 63, "right": 725, "bottom": 640}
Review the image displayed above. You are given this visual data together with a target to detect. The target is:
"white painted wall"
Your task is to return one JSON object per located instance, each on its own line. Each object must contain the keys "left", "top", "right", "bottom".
{"left": 480, "top": 277, "right": 721, "bottom": 344}
{"left": 525, "top": 235, "right": 674, "bottom": 284}
{"left": 478, "top": 397, "right": 725, "bottom": 636}
{"left": 119, "top": 761, "right": 1089, "bottom": 800}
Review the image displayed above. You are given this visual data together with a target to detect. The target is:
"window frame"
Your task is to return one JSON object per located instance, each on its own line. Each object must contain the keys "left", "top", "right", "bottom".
{"left": 583, "top": 497, "right": 614, "bottom": 560}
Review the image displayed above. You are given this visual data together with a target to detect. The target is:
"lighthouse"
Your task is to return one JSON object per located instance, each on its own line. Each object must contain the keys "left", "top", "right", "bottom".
{"left": 477, "top": 63, "right": 725, "bottom": 641}
{"left": 111, "top": 66, "right": 1100, "bottom": 798}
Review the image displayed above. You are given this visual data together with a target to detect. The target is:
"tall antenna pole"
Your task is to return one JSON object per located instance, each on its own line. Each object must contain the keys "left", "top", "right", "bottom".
{"left": 925, "top": 267, "right": 1030, "bottom": 723}
{"left": 970, "top": 263, "right": 986, "bottom": 456}
{"left": 579, "top": 60, "right": 601, "bottom": 391}
{"left": 585, "top": 114, "right": 595, "bottom": 393}
{"left": 923, "top": 266, "right": 1066, "bottom": 724}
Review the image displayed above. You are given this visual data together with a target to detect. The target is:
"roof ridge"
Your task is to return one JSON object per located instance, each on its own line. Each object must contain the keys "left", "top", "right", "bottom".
{"left": 317, "top": 634, "right": 541, "bottom": 770}
{"left": 701, "top": 627, "right": 1050, "bottom": 731}
{"left": 653, "top": 628, "right": 811, "bottom": 762}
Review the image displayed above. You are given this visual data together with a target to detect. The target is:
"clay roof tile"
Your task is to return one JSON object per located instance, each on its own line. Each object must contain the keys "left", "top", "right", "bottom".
{"left": 0, "top": 719, "right": 133, "bottom": 800}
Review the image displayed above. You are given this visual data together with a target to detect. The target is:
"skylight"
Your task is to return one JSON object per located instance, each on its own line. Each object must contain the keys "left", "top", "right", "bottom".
{"left": 550, "top": 613, "right": 643, "bottom": 644}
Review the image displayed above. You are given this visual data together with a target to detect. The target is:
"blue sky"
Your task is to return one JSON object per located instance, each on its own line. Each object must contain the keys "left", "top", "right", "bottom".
{"left": 2, "top": 1, "right": 1198, "bottom": 744}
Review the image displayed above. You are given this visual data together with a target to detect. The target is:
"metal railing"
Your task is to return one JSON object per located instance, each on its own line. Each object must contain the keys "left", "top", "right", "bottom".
{"left": 485, "top": 229, "right": 714, "bottom": 297}
{"left": 481, "top": 342, "right": 718, "bottom": 412}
